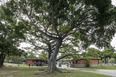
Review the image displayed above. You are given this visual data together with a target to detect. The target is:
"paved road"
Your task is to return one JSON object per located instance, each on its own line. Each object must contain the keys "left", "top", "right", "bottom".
{"left": 65, "top": 68, "right": 116, "bottom": 77}
{"left": 95, "top": 69, "right": 116, "bottom": 77}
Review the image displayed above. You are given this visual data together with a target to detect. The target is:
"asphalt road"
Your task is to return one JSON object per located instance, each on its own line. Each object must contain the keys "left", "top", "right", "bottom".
{"left": 94, "top": 69, "right": 116, "bottom": 77}
{"left": 65, "top": 68, "right": 116, "bottom": 77}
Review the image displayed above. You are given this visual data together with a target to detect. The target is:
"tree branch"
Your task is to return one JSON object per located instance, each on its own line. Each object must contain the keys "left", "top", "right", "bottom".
{"left": 56, "top": 54, "right": 82, "bottom": 61}
{"left": 51, "top": 3, "right": 60, "bottom": 37}
{"left": 62, "top": 7, "right": 95, "bottom": 38}
{"left": 33, "top": 24, "right": 59, "bottom": 41}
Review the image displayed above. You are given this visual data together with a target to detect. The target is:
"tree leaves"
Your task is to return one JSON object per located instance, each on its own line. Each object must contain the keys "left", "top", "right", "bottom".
{"left": 1, "top": 0, "right": 116, "bottom": 65}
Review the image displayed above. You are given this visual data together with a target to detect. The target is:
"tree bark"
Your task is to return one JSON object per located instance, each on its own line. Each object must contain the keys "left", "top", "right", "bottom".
{"left": 48, "top": 50, "right": 51, "bottom": 59}
{"left": 48, "top": 44, "right": 52, "bottom": 59}
{"left": 48, "top": 40, "right": 62, "bottom": 73}
{"left": 104, "top": 57, "right": 108, "bottom": 64}
{"left": 104, "top": 58, "right": 106, "bottom": 64}
{"left": 0, "top": 54, "right": 5, "bottom": 68}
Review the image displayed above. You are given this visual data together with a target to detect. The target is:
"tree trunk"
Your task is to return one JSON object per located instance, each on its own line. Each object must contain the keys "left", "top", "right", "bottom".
{"left": 48, "top": 40, "right": 62, "bottom": 73}
{"left": 115, "top": 58, "right": 116, "bottom": 62}
{"left": 104, "top": 58, "right": 107, "bottom": 64}
{"left": 104, "top": 57, "right": 108, "bottom": 64}
{"left": 0, "top": 54, "right": 5, "bottom": 68}
{"left": 48, "top": 44, "right": 52, "bottom": 59}
{"left": 48, "top": 50, "right": 51, "bottom": 59}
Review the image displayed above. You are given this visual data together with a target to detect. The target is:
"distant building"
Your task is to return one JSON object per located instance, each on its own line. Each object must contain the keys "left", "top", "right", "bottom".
{"left": 26, "top": 58, "right": 47, "bottom": 66}
{"left": 71, "top": 58, "right": 99, "bottom": 67}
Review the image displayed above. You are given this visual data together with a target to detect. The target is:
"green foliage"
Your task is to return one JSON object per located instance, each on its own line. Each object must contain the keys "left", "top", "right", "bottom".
{"left": 6, "top": 56, "right": 25, "bottom": 64}
{"left": 83, "top": 47, "right": 116, "bottom": 64}
{"left": 26, "top": 52, "right": 37, "bottom": 58}
{"left": 59, "top": 63, "right": 62, "bottom": 67}
{"left": 72, "top": 56, "right": 78, "bottom": 61}
{"left": 112, "top": 53, "right": 116, "bottom": 61}
{"left": 0, "top": 5, "right": 29, "bottom": 59}
{"left": 59, "top": 44, "right": 79, "bottom": 60}
{"left": 3, "top": 0, "right": 116, "bottom": 49}
{"left": 1, "top": 0, "right": 116, "bottom": 72}
{"left": 0, "top": 22, "right": 23, "bottom": 59}
{"left": 112, "top": 53, "right": 116, "bottom": 57}
{"left": 0, "top": 1, "right": 33, "bottom": 67}
{"left": 108, "top": 58, "right": 115, "bottom": 63}
{"left": 85, "top": 57, "right": 91, "bottom": 67}
{"left": 102, "top": 48, "right": 113, "bottom": 58}
{"left": 38, "top": 51, "right": 48, "bottom": 61}
{"left": 83, "top": 48, "right": 101, "bottom": 58}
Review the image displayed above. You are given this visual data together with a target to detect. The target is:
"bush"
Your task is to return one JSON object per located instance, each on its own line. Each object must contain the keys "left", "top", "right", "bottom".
{"left": 59, "top": 63, "right": 62, "bottom": 67}
{"left": 85, "top": 58, "right": 91, "bottom": 67}
{"left": 108, "top": 58, "right": 115, "bottom": 64}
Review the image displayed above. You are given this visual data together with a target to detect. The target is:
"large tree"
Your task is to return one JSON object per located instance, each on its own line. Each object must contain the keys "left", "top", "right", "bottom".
{"left": 0, "top": 19, "right": 24, "bottom": 67}
{"left": 0, "top": 4, "right": 29, "bottom": 68}
{"left": 2, "top": 0, "right": 116, "bottom": 73}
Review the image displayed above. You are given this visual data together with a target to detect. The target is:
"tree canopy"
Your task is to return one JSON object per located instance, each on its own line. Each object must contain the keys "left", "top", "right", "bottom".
{"left": 0, "top": 4, "right": 30, "bottom": 68}
{"left": 1, "top": 0, "right": 116, "bottom": 73}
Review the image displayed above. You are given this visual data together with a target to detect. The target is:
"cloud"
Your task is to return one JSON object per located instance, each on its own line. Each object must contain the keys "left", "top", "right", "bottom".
{"left": 112, "top": 0, "right": 116, "bottom": 6}
{"left": 111, "top": 34, "right": 116, "bottom": 49}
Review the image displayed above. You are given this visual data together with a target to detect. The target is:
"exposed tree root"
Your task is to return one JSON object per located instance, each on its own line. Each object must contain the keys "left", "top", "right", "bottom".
{"left": 55, "top": 67, "right": 63, "bottom": 73}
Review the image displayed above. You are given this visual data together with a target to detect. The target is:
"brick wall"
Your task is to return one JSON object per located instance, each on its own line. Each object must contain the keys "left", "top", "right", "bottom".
{"left": 71, "top": 59, "right": 99, "bottom": 67}
{"left": 26, "top": 60, "right": 36, "bottom": 65}
{"left": 91, "top": 59, "right": 98, "bottom": 64}
{"left": 77, "top": 59, "right": 86, "bottom": 64}
{"left": 72, "top": 59, "right": 98, "bottom": 64}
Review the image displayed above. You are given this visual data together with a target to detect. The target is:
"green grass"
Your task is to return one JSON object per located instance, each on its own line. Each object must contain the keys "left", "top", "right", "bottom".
{"left": 4, "top": 63, "right": 28, "bottom": 67}
{"left": 0, "top": 67, "right": 111, "bottom": 77}
{"left": 85, "top": 65, "right": 116, "bottom": 69}
{"left": 0, "top": 63, "right": 111, "bottom": 77}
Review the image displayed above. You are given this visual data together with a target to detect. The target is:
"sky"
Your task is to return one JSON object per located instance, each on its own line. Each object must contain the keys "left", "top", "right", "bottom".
{"left": 112, "top": 0, "right": 116, "bottom": 6}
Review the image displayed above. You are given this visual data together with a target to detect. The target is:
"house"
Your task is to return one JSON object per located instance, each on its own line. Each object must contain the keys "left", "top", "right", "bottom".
{"left": 26, "top": 58, "right": 47, "bottom": 66}
{"left": 71, "top": 58, "right": 99, "bottom": 67}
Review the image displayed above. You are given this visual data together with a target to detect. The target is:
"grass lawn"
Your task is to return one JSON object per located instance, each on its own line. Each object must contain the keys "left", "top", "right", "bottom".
{"left": 4, "top": 63, "right": 28, "bottom": 67}
{"left": 86, "top": 65, "right": 116, "bottom": 69}
{"left": 0, "top": 63, "right": 111, "bottom": 77}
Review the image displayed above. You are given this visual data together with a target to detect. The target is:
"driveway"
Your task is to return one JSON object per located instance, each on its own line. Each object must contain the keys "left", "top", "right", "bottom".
{"left": 65, "top": 68, "right": 116, "bottom": 77}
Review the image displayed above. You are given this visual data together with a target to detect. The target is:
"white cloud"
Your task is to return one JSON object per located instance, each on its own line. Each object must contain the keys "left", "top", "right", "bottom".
{"left": 111, "top": 34, "right": 116, "bottom": 49}
{"left": 112, "top": 0, "right": 116, "bottom": 6}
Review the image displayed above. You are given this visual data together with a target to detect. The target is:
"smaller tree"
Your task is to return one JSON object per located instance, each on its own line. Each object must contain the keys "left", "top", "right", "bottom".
{"left": 85, "top": 57, "right": 91, "bottom": 67}
{"left": 82, "top": 48, "right": 101, "bottom": 58}
{"left": 26, "top": 52, "right": 37, "bottom": 58}
{"left": 101, "top": 48, "right": 113, "bottom": 64}
{"left": 38, "top": 51, "right": 48, "bottom": 61}
{"left": 6, "top": 55, "right": 25, "bottom": 67}
{"left": 0, "top": 5, "right": 29, "bottom": 68}
{"left": 112, "top": 53, "right": 116, "bottom": 63}
{"left": 108, "top": 58, "right": 115, "bottom": 64}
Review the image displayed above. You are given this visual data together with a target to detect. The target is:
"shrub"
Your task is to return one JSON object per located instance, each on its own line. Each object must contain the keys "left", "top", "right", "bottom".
{"left": 85, "top": 58, "right": 91, "bottom": 67}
